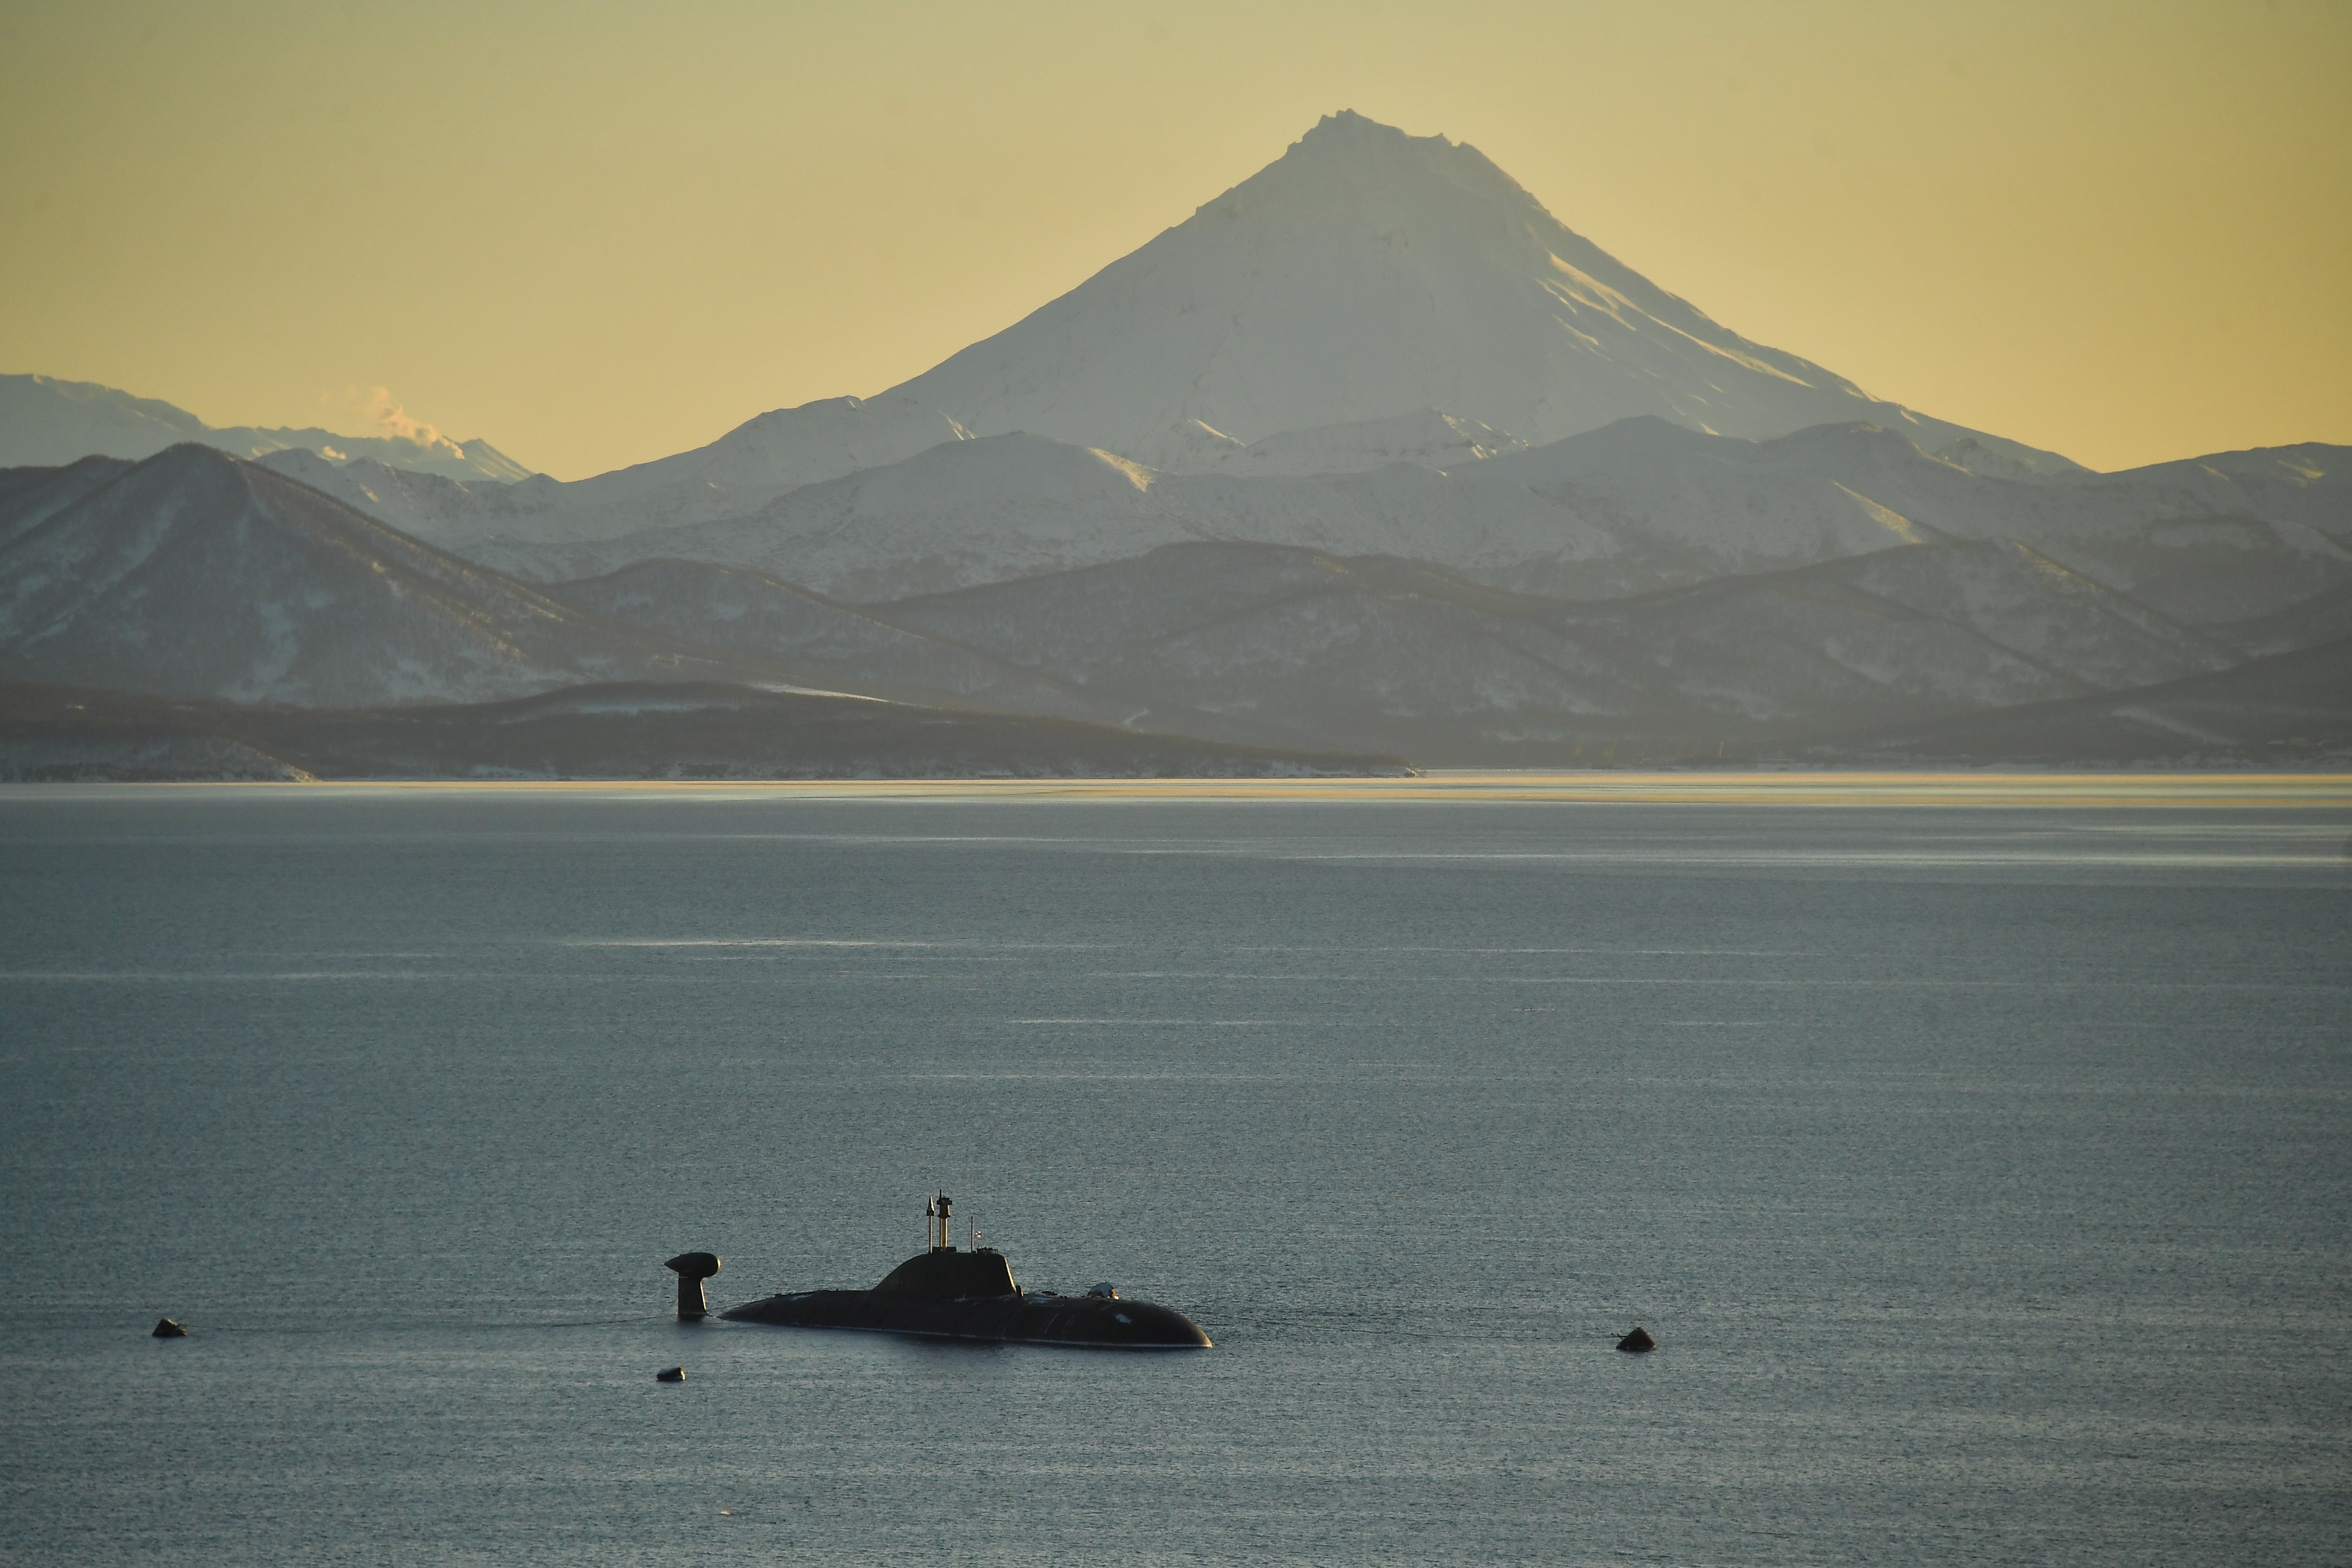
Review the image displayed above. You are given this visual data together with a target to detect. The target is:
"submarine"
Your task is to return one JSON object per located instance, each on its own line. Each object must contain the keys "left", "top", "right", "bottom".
{"left": 698, "top": 1193, "right": 1211, "bottom": 1350}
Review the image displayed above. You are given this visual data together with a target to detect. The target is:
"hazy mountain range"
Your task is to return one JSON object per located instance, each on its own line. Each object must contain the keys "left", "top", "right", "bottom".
{"left": 455, "top": 419, "right": 2346, "bottom": 616}
{"left": 0, "top": 373, "right": 532, "bottom": 482}
{"left": 3, "top": 112, "right": 2345, "bottom": 775}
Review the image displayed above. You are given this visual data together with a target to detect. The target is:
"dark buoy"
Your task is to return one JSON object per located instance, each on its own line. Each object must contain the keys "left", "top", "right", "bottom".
{"left": 665, "top": 1251, "right": 721, "bottom": 1320}
{"left": 151, "top": 1317, "right": 188, "bottom": 1338}
{"left": 655, "top": 1366, "right": 686, "bottom": 1383}
{"left": 1617, "top": 1326, "right": 1656, "bottom": 1353}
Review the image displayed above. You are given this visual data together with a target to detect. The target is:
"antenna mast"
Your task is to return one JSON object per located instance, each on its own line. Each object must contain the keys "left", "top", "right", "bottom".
{"left": 928, "top": 1191, "right": 954, "bottom": 1252}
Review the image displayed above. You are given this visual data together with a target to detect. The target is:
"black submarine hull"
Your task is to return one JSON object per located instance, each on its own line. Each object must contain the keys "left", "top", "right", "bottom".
{"left": 722, "top": 1289, "right": 1212, "bottom": 1349}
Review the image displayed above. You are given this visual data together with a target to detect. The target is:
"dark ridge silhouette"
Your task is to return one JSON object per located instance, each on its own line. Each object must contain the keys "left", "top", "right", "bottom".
{"left": 0, "top": 679, "right": 1410, "bottom": 782}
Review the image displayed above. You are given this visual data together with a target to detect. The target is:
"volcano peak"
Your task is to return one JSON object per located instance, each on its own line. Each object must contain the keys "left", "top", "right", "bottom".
{"left": 887, "top": 113, "right": 2074, "bottom": 475}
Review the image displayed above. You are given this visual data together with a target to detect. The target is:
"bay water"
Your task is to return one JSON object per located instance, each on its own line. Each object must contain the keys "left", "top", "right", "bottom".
{"left": 2, "top": 782, "right": 2346, "bottom": 1564}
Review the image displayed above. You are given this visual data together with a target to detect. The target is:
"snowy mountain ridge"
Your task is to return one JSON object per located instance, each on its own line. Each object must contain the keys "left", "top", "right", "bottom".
{"left": 465, "top": 419, "right": 2351, "bottom": 625}
{"left": 492, "top": 393, "right": 973, "bottom": 542}
{"left": 0, "top": 373, "right": 534, "bottom": 482}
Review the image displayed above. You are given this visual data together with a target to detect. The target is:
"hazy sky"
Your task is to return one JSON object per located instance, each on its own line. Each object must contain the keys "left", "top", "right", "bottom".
{"left": 2, "top": 1, "right": 2345, "bottom": 479}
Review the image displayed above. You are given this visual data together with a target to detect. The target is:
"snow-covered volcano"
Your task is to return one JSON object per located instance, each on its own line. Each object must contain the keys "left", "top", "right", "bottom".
{"left": 892, "top": 111, "right": 2074, "bottom": 474}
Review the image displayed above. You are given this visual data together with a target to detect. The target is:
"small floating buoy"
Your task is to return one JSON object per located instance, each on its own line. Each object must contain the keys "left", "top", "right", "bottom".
{"left": 1617, "top": 1326, "right": 1656, "bottom": 1352}
{"left": 152, "top": 1317, "right": 188, "bottom": 1338}
{"left": 656, "top": 1366, "right": 686, "bottom": 1382}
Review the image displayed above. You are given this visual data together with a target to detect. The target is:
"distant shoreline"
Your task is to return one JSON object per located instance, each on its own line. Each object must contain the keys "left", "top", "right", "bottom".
{"left": 7, "top": 772, "right": 2349, "bottom": 808}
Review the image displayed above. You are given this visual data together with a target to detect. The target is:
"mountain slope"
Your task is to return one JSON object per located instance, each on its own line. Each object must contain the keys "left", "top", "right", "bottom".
{"left": 862, "top": 536, "right": 2246, "bottom": 762}
{"left": 478, "top": 433, "right": 1201, "bottom": 598}
{"left": 542, "top": 558, "right": 1149, "bottom": 728}
{"left": 253, "top": 448, "right": 559, "bottom": 545}
{"left": 1435, "top": 423, "right": 2352, "bottom": 617}
{"left": 0, "top": 446, "right": 823, "bottom": 706}
{"left": 1829, "top": 634, "right": 2352, "bottom": 766}
{"left": 338, "top": 393, "right": 979, "bottom": 551}
{"left": 0, "top": 455, "right": 136, "bottom": 550}
{"left": 469, "top": 419, "right": 2352, "bottom": 622}
{"left": 888, "top": 111, "right": 2078, "bottom": 474}
{"left": 489, "top": 394, "right": 973, "bottom": 544}
{"left": 2066, "top": 442, "right": 2351, "bottom": 543}
{"left": 0, "top": 373, "right": 532, "bottom": 481}
{"left": 0, "top": 680, "right": 1406, "bottom": 781}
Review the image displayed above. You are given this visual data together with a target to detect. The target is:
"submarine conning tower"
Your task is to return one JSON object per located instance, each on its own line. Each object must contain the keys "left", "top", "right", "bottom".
{"left": 927, "top": 1191, "right": 954, "bottom": 1253}
{"left": 665, "top": 1251, "right": 721, "bottom": 1320}
{"left": 876, "top": 1192, "right": 1019, "bottom": 1300}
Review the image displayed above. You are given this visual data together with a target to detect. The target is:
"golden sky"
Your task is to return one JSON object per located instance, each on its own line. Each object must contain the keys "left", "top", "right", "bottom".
{"left": 2, "top": 0, "right": 2345, "bottom": 479}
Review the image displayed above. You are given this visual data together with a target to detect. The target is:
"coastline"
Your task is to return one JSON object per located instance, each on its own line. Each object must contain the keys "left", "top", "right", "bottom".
{"left": 7, "top": 770, "right": 2349, "bottom": 807}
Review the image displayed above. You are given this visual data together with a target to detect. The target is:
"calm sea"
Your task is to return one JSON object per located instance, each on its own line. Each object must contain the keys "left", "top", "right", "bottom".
{"left": 2, "top": 782, "right": 2346, "bottom": 1565}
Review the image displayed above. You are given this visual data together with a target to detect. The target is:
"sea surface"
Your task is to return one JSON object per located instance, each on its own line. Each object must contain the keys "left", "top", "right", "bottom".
{"left": 2, "top": 779, "right": 2347, "bottom": 1565}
